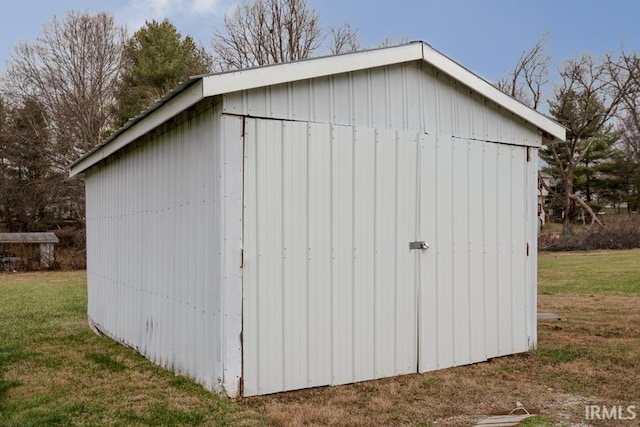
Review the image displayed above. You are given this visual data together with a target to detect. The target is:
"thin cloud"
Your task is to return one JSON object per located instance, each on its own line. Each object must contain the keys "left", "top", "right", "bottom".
{"left": 190, "top": 0, "right": 221, "bottom": 14}
{"left": 118, "top": 0, "right": 224, "bottom": 32}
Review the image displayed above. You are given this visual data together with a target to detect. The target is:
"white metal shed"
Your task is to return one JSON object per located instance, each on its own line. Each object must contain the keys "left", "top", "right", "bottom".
{"left": 70, "top": 42, "right": 565, "bottom": 397}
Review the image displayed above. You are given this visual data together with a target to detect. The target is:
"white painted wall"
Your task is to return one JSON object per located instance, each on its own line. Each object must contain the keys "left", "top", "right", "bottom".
{"left": 85, "top": 100, "right": 244, "bottom": 397}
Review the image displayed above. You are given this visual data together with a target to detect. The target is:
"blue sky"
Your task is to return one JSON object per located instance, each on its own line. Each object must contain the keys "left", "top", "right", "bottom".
{"left": 0, "top": 0, "right": 638, "bottom": 86}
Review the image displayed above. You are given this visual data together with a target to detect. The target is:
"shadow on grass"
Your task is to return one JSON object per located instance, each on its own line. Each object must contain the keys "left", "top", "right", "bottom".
{"left": 118, "top": 403, "right": 206, "bottom": 426}
{"left": 0, "top": 345, "right": 35, "bottom": 410}
{"left": 1, "top": 402, "right": 87, "bottom": 427}
{"left": 85, "top": 352, "right": 127, "bottom": 372}
{"left": 0, "top": 378, "right": 22, "bottom": 408}
{"left": 535, "top": 345, "right": 583, "bottom": 365}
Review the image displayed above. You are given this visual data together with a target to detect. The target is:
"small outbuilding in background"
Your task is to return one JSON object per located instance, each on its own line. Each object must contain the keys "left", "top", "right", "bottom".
{"left": 70, "top": 42, "right": 565, "bottom": 397}
{"left": 0, "top": 232, "right": 59, "bottom": 269}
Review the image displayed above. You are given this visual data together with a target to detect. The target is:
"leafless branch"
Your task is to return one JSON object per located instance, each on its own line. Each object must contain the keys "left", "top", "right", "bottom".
{"left": 495, "top": 33, "right": 550, "bottom": 110}
{"left": 1, "top": 11, "right": 125, "bottom": 167}
{"left": 212, "top": 0, "right": 322, "bottom": 71}
{"left": 328, "top": 23, "right": 360, "bottom": 55}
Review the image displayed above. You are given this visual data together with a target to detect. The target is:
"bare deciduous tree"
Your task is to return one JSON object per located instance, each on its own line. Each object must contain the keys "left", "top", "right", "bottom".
{"left": 610, "top": 50, "right": 640, "bottom": 210}
{"left": 0, "top": 98, "right": 63, "bottom": 231}
{"left": 1, "top": 11, "right": 126, "bottom": 169}
{"left": 377, "top": 35, "right": 409, "bottom": 48}
{"left": 328, "top": 23, "right": 360, "bottom": 54}
{"left": 211, "top": 0, "right": 322, "bottom": 71}
{"left": 0, "top": 11, "right": 125, "bottom": 229}
{"left": 495, "top": 34, "right": 551, "bottom": 110}
{"left": 543, "top": 54, "right": 626, "bottom": 233}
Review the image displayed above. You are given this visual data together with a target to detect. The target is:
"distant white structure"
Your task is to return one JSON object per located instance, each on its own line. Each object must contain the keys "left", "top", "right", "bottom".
{"left": 70, "top": 42, "right": 565, "bottom": 397}
{"left": 538, "top": 171, "right": 554, "bottom": 227}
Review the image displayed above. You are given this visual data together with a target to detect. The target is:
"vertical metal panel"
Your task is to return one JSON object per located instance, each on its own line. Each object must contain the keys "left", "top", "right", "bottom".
{"left": 486, "top": 101, "right": 502, "bottom": 143}
{"left": 418, "top": 133, "right": 438, "bottom": 372}
{"left": 267, "top": 82, "right": 289, "bottom": 119}
{"left": 247, "top": 87, "right": 268, "bottom": 117}
{"left": 404, "top": 62, "right": 423, "bottom": 131}
{"left": 387, "top": 65, "right": 406, "bottom": 130}
{"left": 291, "top": 80, "right": 311, "bottom": 122}
{"left": 435, "top": 74, "right": 454, "bottom": 137}
{"left": 306, "top": 122, "right": 333, "bottom": 387}
{"left": 496, "top": 144, "right": 514, "bottom": 356}
{"left": 482, "top": 142, "right": 500, "bottom": 359}
{"left": 451, "top": 137, "right": 470, "bottom": 366}
{"left": 369, "top": 70, "right": 388, "bottom": 128}
{"left": 468, "top": 141, "right": 486, "bottom": 363}
{"left": 352, "top": 127, "right": 376, "bottom": 380}
{"left": 281, "top": 121, "right": 309, "bottom": 391}
{"left": 244, "top": 118, "right": 309, "bottom": 395}
{"left": 373, "top": 128, "right": 396, "bottom": 377}
{"left": 421, "top": 66, "right": 438, "bottom": 135}
{"left": 450, "top": 80, "right": 461, "bottom": 137}
{"left": 456, "top": 84, "right": 472, "bottom": 139}
{"left": 245, "top": 118, "right": 285, "bottom": 395}
{"left": 393, "top": 131, "right": 419, "bottom": 374}
{"left": 312, "top": 76, "right": 331, "bottom": 123}
{"left": 352, "top": 70, "right": 370, "bottom": 128}
{"left": 332, "top": 73, "right": 351, "bottom": 124}
{"left": 330, "top": 124, "right": 355, "bottom": 385}
{"left": 510, "top": 146, "right": 528, "bottom": 353}
{"left": 85, "top": 101, "right": 242, "bottom": 395}
{"left": 434, "top": 136, "right": 455, "bottom": 368}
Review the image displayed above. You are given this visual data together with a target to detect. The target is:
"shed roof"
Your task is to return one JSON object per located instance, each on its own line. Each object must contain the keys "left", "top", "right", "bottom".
{"left": 69, "top": 42, "right": 566, "bottom": 177}
{"left": 0, "top": 232, "right": 59, "bottom": 244}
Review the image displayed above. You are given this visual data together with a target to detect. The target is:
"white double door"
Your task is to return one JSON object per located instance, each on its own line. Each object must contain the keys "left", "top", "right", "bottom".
{"left": 241, "top": 117, "right": 532, "bottom": 396}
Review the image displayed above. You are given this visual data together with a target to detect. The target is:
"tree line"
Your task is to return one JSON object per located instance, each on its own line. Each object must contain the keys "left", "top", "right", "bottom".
{"left": 0, "top": 0, "right": 639, "bottom": 242}
{"left": 497, "top": 36, "right": 640, "bottom": 235}
{"left": 0, "top": 0, "right": 359, "bottom": 233}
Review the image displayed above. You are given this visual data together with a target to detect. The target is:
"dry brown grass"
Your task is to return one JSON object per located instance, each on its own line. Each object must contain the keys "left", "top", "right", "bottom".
{"left": 4, "top": 254, "right": 638, "bottom": 426}
{"left": 242, "top": 296, "right": 640, "bottom": 427}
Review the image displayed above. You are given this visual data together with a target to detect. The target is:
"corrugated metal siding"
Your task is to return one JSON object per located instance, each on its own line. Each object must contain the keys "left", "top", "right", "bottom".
{"left": 241, "top": 117, "right": 536, "bottom": 396}
{"left": 418, "top": 136, "right": 532, "bottom": 372}
{"left": 84, "top": 56, "right": 540, "bottom": 398}
{"left": 85, "top": 100, "right": 244, "bottom": 396}
{"left": 222, "top": 61, "right": 541, "bottom": 147}
{"left": 242, "top": 118, "right": 420, "bottom": 396}
{"left": 241, "top": 116, "right": 536, "bottom": 396}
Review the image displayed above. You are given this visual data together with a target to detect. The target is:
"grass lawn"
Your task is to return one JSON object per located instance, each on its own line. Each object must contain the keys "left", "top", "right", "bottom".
{"left": 538, "top": 248, "right": 640, "bottom": 295}
{"left": 0, "top": 272, "right": 267, "bottom": 427}
{"left": 1, "top": 249, "right": 639, "bottom": 426}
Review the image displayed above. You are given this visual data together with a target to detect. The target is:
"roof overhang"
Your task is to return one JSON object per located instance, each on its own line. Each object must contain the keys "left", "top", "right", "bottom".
{"left": 419, "top": 43, "right": 566, "bottom": 142}
{"left": 0, "top": 232, "right": 59, "bottom": 244}
{"left": 70, "top": 79, "right": 204, "bottom": 177}
{"left": 69, "top": 42, "right": 565, "bottom": 177}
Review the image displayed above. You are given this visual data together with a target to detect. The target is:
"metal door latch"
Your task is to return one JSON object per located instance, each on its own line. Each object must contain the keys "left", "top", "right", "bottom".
{"left": 409, "top": 241, "right": 429, "bottom": 250}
